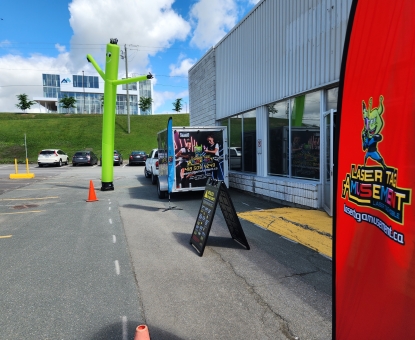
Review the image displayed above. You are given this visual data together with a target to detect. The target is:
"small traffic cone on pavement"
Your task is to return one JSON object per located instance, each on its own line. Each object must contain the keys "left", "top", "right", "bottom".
{"left": 134, "top": 324, "right": 150, "bottom": 340}
{"left": 86, "top": 180, "right": 98, "bottom": 202}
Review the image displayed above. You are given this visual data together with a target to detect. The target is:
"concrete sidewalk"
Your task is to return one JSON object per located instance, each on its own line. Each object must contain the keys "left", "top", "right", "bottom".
{"left": 119, "top": 181, "right": 332, "bottom": 340}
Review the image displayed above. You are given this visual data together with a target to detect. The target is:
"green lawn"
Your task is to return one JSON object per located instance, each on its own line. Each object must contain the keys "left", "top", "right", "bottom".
{"left": 0, "top": 112, "right": 189, "bottom": 163}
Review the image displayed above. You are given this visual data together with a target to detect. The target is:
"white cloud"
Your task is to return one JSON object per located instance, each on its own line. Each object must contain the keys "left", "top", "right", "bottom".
{"left": 0, "top": 40, "right": 11, "bottom": 48}
{"left": 68, "top": 0, "right": 191, "bottom": 74}
{"left": 152, "top": 89, "right": 189, "bottom": 114}
{"left": 0, "top": 53, "right": 71, "bottom": 113}
{"left": 0, "top": 0, "right": 191, "bottom": 112}
{"left": 189, "top": 0, "right": 238, "bottom": 49}
{"left": 55, "top": 44, "right": 66, "bottom": 53}
{"left": 169, "top": 55, "right": 196, "bottom": 77}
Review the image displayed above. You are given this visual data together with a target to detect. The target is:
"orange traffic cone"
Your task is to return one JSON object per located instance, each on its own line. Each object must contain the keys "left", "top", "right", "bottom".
{"left": 86, "top": 180, "right": 99, "bottom": 202}
{"left": 134, "top": 325, "right": 150, "bottom": 340}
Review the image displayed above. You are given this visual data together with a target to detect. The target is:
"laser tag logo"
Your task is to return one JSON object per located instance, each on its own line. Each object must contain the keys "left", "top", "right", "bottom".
{"left": 341, "top": 96, "right": 412, "bottom": 227}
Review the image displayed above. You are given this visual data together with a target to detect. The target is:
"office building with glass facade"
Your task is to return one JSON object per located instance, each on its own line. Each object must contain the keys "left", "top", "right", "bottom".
{"left": 34, "top": 73, "right": 153, "bottom": 115}
{"left": 188, "top": 0, "right": 353, "bottom": 214}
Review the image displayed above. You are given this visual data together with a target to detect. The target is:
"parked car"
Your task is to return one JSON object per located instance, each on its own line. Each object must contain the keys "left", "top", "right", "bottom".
{"left": 99, "top": 150, "right": 123, "bottom": 166}
{"left": 113, "top": 150, "right": 123, "bottom": 166}
{"left": 72, "top": 151, "right": 98, "bottom": 166}
{"left": 230, "top": 147, "right": 241, "bottom": 156}
{"left": 38, "top": 149, "right": 69, "bottom": 167}
{"left": 229, "top": 147, "right": 241, "bottom": 170}
{"left": 129, "top": 150, "right": 147, "bottom": 165}
{"left": 144, "top": 148, "right": 159, "bottom": 184}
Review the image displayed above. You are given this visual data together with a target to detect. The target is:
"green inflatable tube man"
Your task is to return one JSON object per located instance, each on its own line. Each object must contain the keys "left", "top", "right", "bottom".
{"left": 87, "top": 38, "right": 152, "bottom": 191}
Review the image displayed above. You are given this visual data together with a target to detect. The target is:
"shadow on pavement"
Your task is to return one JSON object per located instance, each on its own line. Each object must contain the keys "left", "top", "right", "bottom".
{"left": 203, "top": 235, "right": 248, "bottom": 250}
{"left": 172, "top": 232, "right": 246, "bottom": 255}
{"left": 122, "top": 203, "right": 166, "bottom": 211}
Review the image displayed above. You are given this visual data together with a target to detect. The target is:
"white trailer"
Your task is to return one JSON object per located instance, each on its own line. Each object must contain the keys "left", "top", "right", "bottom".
{"left": 156, "top": 126, "right": 228, "bottom": 198}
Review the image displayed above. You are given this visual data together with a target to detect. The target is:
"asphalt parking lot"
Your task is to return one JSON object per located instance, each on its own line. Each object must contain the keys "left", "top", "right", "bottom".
{"left": 0, "top": 163, "right": 332, "bottom": 339}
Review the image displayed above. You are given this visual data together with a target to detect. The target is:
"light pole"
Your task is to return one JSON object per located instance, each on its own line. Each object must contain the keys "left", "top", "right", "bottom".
{"left": 82, "top": 70, "right": 86, "bottom": 113}
{"left": 121, "top": 45, "right": 131, "bottom": 133}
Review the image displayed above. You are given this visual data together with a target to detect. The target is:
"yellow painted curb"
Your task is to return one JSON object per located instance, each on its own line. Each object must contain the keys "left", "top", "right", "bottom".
{"left": 238, "top": 207, "right": 333, "bottom": 257}
{"left": 9, "top": 173, "right": 35, "bottom": 179}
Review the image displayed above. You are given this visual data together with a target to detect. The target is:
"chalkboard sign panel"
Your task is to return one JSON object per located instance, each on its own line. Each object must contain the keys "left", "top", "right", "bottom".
{"left": 190, "top": 178, "right": 250, "bottom": 256}
{"left": 217, "top": 182, "right": 250, "bottom": 250}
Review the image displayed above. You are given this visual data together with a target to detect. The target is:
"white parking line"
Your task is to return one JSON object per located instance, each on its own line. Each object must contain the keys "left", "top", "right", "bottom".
{"left": 122, "top": 316, "right": 128, "bottom": 340}
{"left": 115, "top": 260, "right": 120, "bottom": 275}
{"left": 0, "top": 210, "right": 44, "bottom": 215}
{"left": 0, "top": 196, "right": 59, "bottom": 201}
{"left": 109, "top": 218, "right": 113, "bottom": 224}
{"left": 113, "top": 235, "right": 116, "bottom": 243}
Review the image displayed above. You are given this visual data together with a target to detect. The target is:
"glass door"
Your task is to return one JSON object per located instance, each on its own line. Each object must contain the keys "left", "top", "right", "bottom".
{"left": 323, "top": 109, "right": 335, "bottom": 216}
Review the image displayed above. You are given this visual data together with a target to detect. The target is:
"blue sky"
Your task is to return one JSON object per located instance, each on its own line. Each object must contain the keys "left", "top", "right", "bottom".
{"left": 0, "top": 0, "right": 260, "bottom": 114}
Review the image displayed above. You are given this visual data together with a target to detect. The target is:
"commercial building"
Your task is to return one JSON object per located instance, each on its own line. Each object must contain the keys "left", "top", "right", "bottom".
{"left": 188, "top": 0, "right": 353, "bottom": 215}
{"left": 34, "top": 73, "right": 153, "bottom": 115}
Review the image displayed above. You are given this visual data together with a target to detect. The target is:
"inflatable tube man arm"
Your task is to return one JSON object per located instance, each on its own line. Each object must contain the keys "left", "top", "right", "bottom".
{"left": 86, "top": 54, "right": 105, "bottom": 80}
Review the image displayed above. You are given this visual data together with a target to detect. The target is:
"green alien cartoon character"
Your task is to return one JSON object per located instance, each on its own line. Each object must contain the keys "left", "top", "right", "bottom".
{"left": 361, "top": 95, "right": 387, "bottom": 169}
{"left": 87, "top": 38, "right": 152, "bottom": 191}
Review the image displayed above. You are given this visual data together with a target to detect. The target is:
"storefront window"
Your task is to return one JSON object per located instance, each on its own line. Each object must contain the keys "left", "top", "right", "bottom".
{"left": 220, "top": 110, "right": 256, "bottom": 173}
{"left": 290, "top": 91, "right": 320, "bottom": 180}
{"left": 229, "top": 115, "right": 242, "bottom": 171}
{"left": 268, "top": 100, "right": 290, "bottom": 176}
{"left": 326, "top": 87, "right": 338, "bottom": 111}
{"left": 268, "top": 90, "right": 321, "bottom": 180}
{"left": 242, "top": 111, "right": 256, "bottom": 173}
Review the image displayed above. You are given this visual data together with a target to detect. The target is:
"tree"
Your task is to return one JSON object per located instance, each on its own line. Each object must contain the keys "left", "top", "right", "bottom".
{"left": 16, "top": 93, "right": 36, "bottom": 113}
{"left": 59, "top": 95, "right": 77, "bottom": 113}
{"left": 172, "top": 98, "right": 182, "bottom": 113}
{"left": 138, "top": 96, "right": 153, "bottom": 114}
{"left": 267, "top": 104, "right": 278, "bottom": 115}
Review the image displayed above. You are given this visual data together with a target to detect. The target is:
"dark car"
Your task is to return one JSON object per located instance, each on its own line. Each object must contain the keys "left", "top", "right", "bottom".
{"left": 72, "top": 151, "right": 98, "bottom": 166}
{"left": 129, "top": 150, "right": 147, "bottom": 165}
{"left": 99, "top": 150, "right": 124, "bottom": 166}
{"left": 113, "top": 150, "right": 123, "bottom": 166}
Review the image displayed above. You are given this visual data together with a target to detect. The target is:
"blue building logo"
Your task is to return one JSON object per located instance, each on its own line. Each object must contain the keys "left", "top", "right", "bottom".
{"left": 61, "top": 78, "right": 71, "bottom": 84}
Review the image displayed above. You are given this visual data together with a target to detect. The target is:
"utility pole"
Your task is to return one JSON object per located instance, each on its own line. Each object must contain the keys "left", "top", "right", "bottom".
{"left": 124, "top": 44, "right": 130, "bottom": 134}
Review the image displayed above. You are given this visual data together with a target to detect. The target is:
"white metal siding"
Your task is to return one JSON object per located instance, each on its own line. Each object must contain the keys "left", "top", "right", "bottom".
{"left": 189, "top": 48, "right": 216, "bottom": 126}
{"left": 215, "top": 0, "right": 352, "bottom": 120}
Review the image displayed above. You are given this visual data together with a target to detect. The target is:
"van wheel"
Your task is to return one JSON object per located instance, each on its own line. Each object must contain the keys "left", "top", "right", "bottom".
{"left": 157, "top": 179, "right": 166, "bottom": 199}
{"left": 144, "top": 167, "right": 150, "bottom": 178}
{"left": 58, "top": 160, "right": 62, "bottom": 167}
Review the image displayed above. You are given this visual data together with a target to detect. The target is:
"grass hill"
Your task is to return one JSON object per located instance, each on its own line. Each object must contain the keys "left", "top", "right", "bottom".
{"left": 0, "top": 113, "right": 189, "bottom": 164}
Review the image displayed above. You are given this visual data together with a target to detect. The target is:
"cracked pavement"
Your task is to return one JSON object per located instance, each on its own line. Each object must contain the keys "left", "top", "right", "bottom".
{"left": 120, "top": 175, "right": 332, "bottom": 339}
